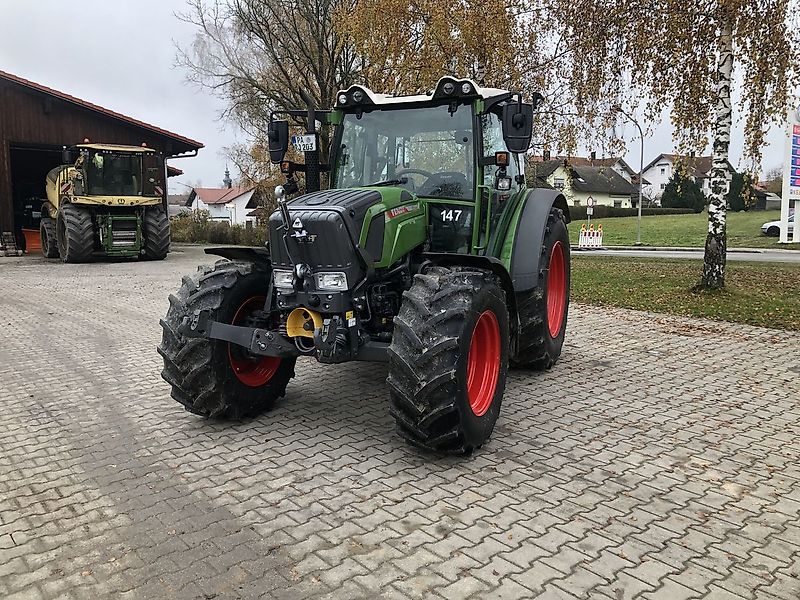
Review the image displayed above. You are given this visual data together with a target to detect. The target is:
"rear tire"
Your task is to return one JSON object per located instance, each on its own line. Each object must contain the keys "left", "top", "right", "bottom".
{"left": 766, "top": 226, "right": 780, "bottom": 237}
{"left": 144, "top": 206, "right": 170, "bottom": 260}
{"left": 512, "top": 207, "right": 570, "bottom": 369}
{"left": 40, "top": 217, "right": 59, "bottom": 258}
{"left": 157, "top": 260, "right": 295, "bottom": 418}
{"left": 56, "top": 203, "right": 94, "bottom": 263}
{"left": 388, "top": 267, "right": 509, "bottom": 454}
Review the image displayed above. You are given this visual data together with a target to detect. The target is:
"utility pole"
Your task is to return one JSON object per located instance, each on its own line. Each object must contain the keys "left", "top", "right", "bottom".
{"left": 615, "top": 106, "right": 645, "bottom": 245}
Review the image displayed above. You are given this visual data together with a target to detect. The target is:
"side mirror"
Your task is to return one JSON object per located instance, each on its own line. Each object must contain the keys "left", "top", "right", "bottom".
{"left": 267, "top": 120, "right": 289, "bottom": 164}
{"left": 501, "top": 102, "right": 533, "bottom": 153}
{"left": 62, "top": 147, "right": 74, "bottom": 164}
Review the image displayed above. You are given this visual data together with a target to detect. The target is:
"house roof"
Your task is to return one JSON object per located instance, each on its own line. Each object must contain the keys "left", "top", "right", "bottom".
{"left": 642, "top": 153, "right": 714, "bottom": 176}
{"left": 570, "top": 165, "right": 637, "bottom": 195}
{"left": 529, "top": 155, "right": 641, "bottom": 178}
{"left": 529, "top": 159, "right": 636, "bottom": 195}
{"left": 187, "top": 186, "right": 253, "bottom": 206}
{"left": 0, "top": 69, "right": 203, "bottom": 153}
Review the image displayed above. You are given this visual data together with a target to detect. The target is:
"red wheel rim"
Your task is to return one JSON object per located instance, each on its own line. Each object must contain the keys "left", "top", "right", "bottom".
{"left": 547, "top": 241, "right": 567, "bottom": 338}
{"left": 467, "top": 310, "right": 501, "bottom": 417}
{"left": 228, "top": 296, "right": 281, "bottom": 387}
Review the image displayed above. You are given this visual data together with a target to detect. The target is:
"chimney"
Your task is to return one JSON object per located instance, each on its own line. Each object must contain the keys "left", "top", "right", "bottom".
{"left": 223, "top": 166, "right": 232, "bottom": 189}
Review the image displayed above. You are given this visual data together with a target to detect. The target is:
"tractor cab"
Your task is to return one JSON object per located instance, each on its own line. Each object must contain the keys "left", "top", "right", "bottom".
{"left": 268, "top": 77, "right": 539, "bottom": 263}
{"left": 71, "top": 143, "right": 165, "bottom": 199}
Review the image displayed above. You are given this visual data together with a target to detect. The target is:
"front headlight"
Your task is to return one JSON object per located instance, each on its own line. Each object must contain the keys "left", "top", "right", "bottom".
{"left": 315, "top": 272, "right": 348, "bottom": 291}
{"left": 273, "top": 269, "right": 293, "bottom": 289}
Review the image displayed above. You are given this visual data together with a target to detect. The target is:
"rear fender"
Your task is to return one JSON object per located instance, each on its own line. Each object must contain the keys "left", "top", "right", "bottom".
{"left": 421, "top": 252, "right": 518, "bottom": 338}
{"left": 509, "top": 189, "right": 570, "bottom": 292}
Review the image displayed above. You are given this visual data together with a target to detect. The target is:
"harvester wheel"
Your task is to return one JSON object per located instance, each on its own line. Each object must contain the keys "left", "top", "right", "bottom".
{"left": 40, "top": 217, "right": 59, "bottom": 258}
{"left": 56, "top": 203, "right": 94, "bottom": 263}
{"left": 511, "top": 207, "right": 570, "bottom": 369}
{"left": 388, "top": 267, "right": 509, "bottom": 454}
{"left": 143, "top": 206, "right": 170, "bottom": 260}
{"left": 158, "top": 260, "right": 295, "bottom": 418}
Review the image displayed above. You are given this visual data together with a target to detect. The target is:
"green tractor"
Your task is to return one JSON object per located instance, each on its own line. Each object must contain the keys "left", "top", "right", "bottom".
{"left": 158, "top": 77, "right": 571, "bottom": 454}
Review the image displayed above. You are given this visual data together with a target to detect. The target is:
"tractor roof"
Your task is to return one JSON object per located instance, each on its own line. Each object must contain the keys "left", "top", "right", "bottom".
{"left": 75, "top": 143, "right": 158, "bottom": 154}
{"left": 335, "top": 77, "right": 512, "bottom": 111}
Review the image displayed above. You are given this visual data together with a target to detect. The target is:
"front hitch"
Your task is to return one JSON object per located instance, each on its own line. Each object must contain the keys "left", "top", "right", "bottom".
{"left": 179, "top": 309, "right": 298, "bottom": 358}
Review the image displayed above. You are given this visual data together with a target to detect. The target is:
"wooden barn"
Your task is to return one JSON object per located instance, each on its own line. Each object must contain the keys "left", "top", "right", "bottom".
{"left": 0, "top": 69, "right": 203, "bottom": 252}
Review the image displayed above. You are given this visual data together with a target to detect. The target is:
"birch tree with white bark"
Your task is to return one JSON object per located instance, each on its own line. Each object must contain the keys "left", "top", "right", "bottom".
{"left": 555, "top": 0, "right": 799, "bottom": 288}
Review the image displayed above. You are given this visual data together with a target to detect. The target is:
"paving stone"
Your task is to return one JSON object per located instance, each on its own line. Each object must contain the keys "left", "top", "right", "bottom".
{"left": 1, "top": 246, "right": 798, "bottom": 599}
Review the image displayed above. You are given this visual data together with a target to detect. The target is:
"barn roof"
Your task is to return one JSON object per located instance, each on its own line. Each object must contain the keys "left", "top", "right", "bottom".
{"left": 0, "top": 69, "right": 203, "bottom": 153}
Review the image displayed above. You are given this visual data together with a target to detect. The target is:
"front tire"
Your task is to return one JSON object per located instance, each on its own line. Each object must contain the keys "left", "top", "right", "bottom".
{"left": 56, "top": 204, "right": 94, "bottom": 263}
{"left": 143, "top": 206, "right": 170, "bottom": 260}
{"left": 512, "top": 207, "right": 570, "bottom": 369}
{"left": 388, "top": 267, "right": 509, "bottom": 454}
{"left": 40, "top": 217, "right": 59, "bottom": 258}
{"left": 158, "top": 260, "right": 295, "bottom": 418}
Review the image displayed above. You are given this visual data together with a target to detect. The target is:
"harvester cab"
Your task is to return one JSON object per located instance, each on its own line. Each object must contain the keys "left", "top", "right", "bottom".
{"left": 159, "top": 77, "right": 571, "bottom": 454}
{"left": 41, "top": 143, "right": 170, "bottom": 262}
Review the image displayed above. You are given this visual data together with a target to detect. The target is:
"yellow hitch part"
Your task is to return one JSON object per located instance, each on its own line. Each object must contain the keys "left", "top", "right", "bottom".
{"left": 286, "top": 307, "right": 323, "bottom": 338}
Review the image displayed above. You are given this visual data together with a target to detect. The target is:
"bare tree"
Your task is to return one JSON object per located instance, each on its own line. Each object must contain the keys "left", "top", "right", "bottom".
{"left": 177, "top": 0, "right": 361, "bottom": 176}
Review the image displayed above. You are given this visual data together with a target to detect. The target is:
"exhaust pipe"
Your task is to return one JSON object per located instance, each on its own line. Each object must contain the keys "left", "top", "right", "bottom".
{"left": 299, "top": 89, "right": 320, "bottom": 193}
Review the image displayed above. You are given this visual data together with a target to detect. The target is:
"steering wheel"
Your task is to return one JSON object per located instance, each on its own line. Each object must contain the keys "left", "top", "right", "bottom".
{"left": 418, "top": 171, "right": 470, "bottom": 197}
{"left": 394, "top": 168, "right": 433, "bottom": 193}
{"left": 396, "top": 168, "right": 433, "bottom": 179}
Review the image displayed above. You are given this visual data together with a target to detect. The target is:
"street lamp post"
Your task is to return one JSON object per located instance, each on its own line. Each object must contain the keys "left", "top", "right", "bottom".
{"left": 615, "top": 106, "right": 645, "bottom": 245}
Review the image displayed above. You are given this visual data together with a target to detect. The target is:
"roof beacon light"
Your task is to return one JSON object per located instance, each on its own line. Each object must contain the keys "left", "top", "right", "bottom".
{"left": 337, "top": 93, "right": 348, "bottom": 105}
{"left": 461, "top": 83, "right": 472, "bottom": 94}
{"left": 352, "top": 90, "right": 364, "bottom": 103}
{"left": 443, "top": 82, "right": 455, "bottom": 95}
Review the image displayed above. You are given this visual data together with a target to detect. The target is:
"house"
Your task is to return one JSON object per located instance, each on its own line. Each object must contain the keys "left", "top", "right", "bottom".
{"left": 0, "top": 68, "right": 202, "bottom": 253}
{"left": 185, "top": 169, "right": 262, "bottom": 225}
{"left": 641, "top": 153, "right": 734, "bottom": 200}
{"left": 529, "top": 158, "right": 637, "bottom": 208}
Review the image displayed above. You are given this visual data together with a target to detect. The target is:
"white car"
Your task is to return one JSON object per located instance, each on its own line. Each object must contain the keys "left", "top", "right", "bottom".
{"left": 761, "top": 214, "right": 795, "bottom": 237}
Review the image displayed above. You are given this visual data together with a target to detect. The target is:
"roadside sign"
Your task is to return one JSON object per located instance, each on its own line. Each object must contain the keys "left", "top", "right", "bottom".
{"left": 781, "top": 106, "right": 800, "bottom": 243}
{"left": 586, "top": 206, "right": 594, "bottom": 216}
{"left": 292, "top": 134, "right": 317, "bottom": 152}
{"left": 586, "top": 196, "right": 595, "bottom": 207}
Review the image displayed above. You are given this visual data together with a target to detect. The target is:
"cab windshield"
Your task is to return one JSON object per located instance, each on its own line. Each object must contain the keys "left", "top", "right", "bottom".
{"left": 84, "top": 151, "right": 164, "bottom": 197}
{"left": 334, "top": 105, "right": 475, "bottom": 200}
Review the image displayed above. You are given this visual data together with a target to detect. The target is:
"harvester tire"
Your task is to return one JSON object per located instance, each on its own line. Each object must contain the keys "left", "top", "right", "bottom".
{"left": 388, "top": 266, "right": 509, "bottom": 454}
{"left": 144, "top": 206, "right": 170, "bottom": 260}
{"left": 40, "top": 217, "right": 59, "bottom": 258}
{"left": 158, "top": 260, "right": 295, "bottom": 418}
{"left": 511, "top": 207, "right": 570, "bottom": 370}
{"left": 56, "top": 203, "right": 94, "bottom": 263}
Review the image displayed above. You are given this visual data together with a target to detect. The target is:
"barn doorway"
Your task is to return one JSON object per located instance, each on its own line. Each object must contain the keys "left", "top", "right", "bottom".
{"left": 9, "top": 144, "right": 63, "bottom": 250}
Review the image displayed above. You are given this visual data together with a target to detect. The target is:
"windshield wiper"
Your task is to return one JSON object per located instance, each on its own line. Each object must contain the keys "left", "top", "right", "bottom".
{"left": 367, "top": 177, "right": 408, "bottom": 187}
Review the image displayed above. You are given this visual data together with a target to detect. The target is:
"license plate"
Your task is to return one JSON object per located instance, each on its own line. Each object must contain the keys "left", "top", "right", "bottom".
{"left": 292, "top": 134, "right": 317, "bottom": 152}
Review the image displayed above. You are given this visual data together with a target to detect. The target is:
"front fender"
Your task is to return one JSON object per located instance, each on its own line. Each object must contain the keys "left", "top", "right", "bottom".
{"left": 204, "top": 246, "right": 271, "bottom": 266}
{"left": 421, "top": 252, "right": 518, "bottom": 339}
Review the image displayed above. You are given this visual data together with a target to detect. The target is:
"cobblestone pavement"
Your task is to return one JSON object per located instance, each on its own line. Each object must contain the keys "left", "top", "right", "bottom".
{"left": 1, "top": 246, "right": 799, "bottom": 600}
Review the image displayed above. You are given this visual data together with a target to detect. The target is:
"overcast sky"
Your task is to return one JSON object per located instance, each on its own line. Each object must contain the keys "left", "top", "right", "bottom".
{"left": 0, "top": 0, "right": 792, "bottom": 193}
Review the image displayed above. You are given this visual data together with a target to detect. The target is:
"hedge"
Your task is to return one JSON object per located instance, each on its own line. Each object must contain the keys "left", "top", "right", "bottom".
{"left": 568, "top": 206, "right": 695, "bottom": 220}
{"left": 170, "top": 211, "right": 268, "bottom": 246}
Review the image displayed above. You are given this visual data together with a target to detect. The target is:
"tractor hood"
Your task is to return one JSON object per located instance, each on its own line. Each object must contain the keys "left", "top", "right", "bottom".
{"left": 268, "top": 186, "right": 423, "bottom": 293}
